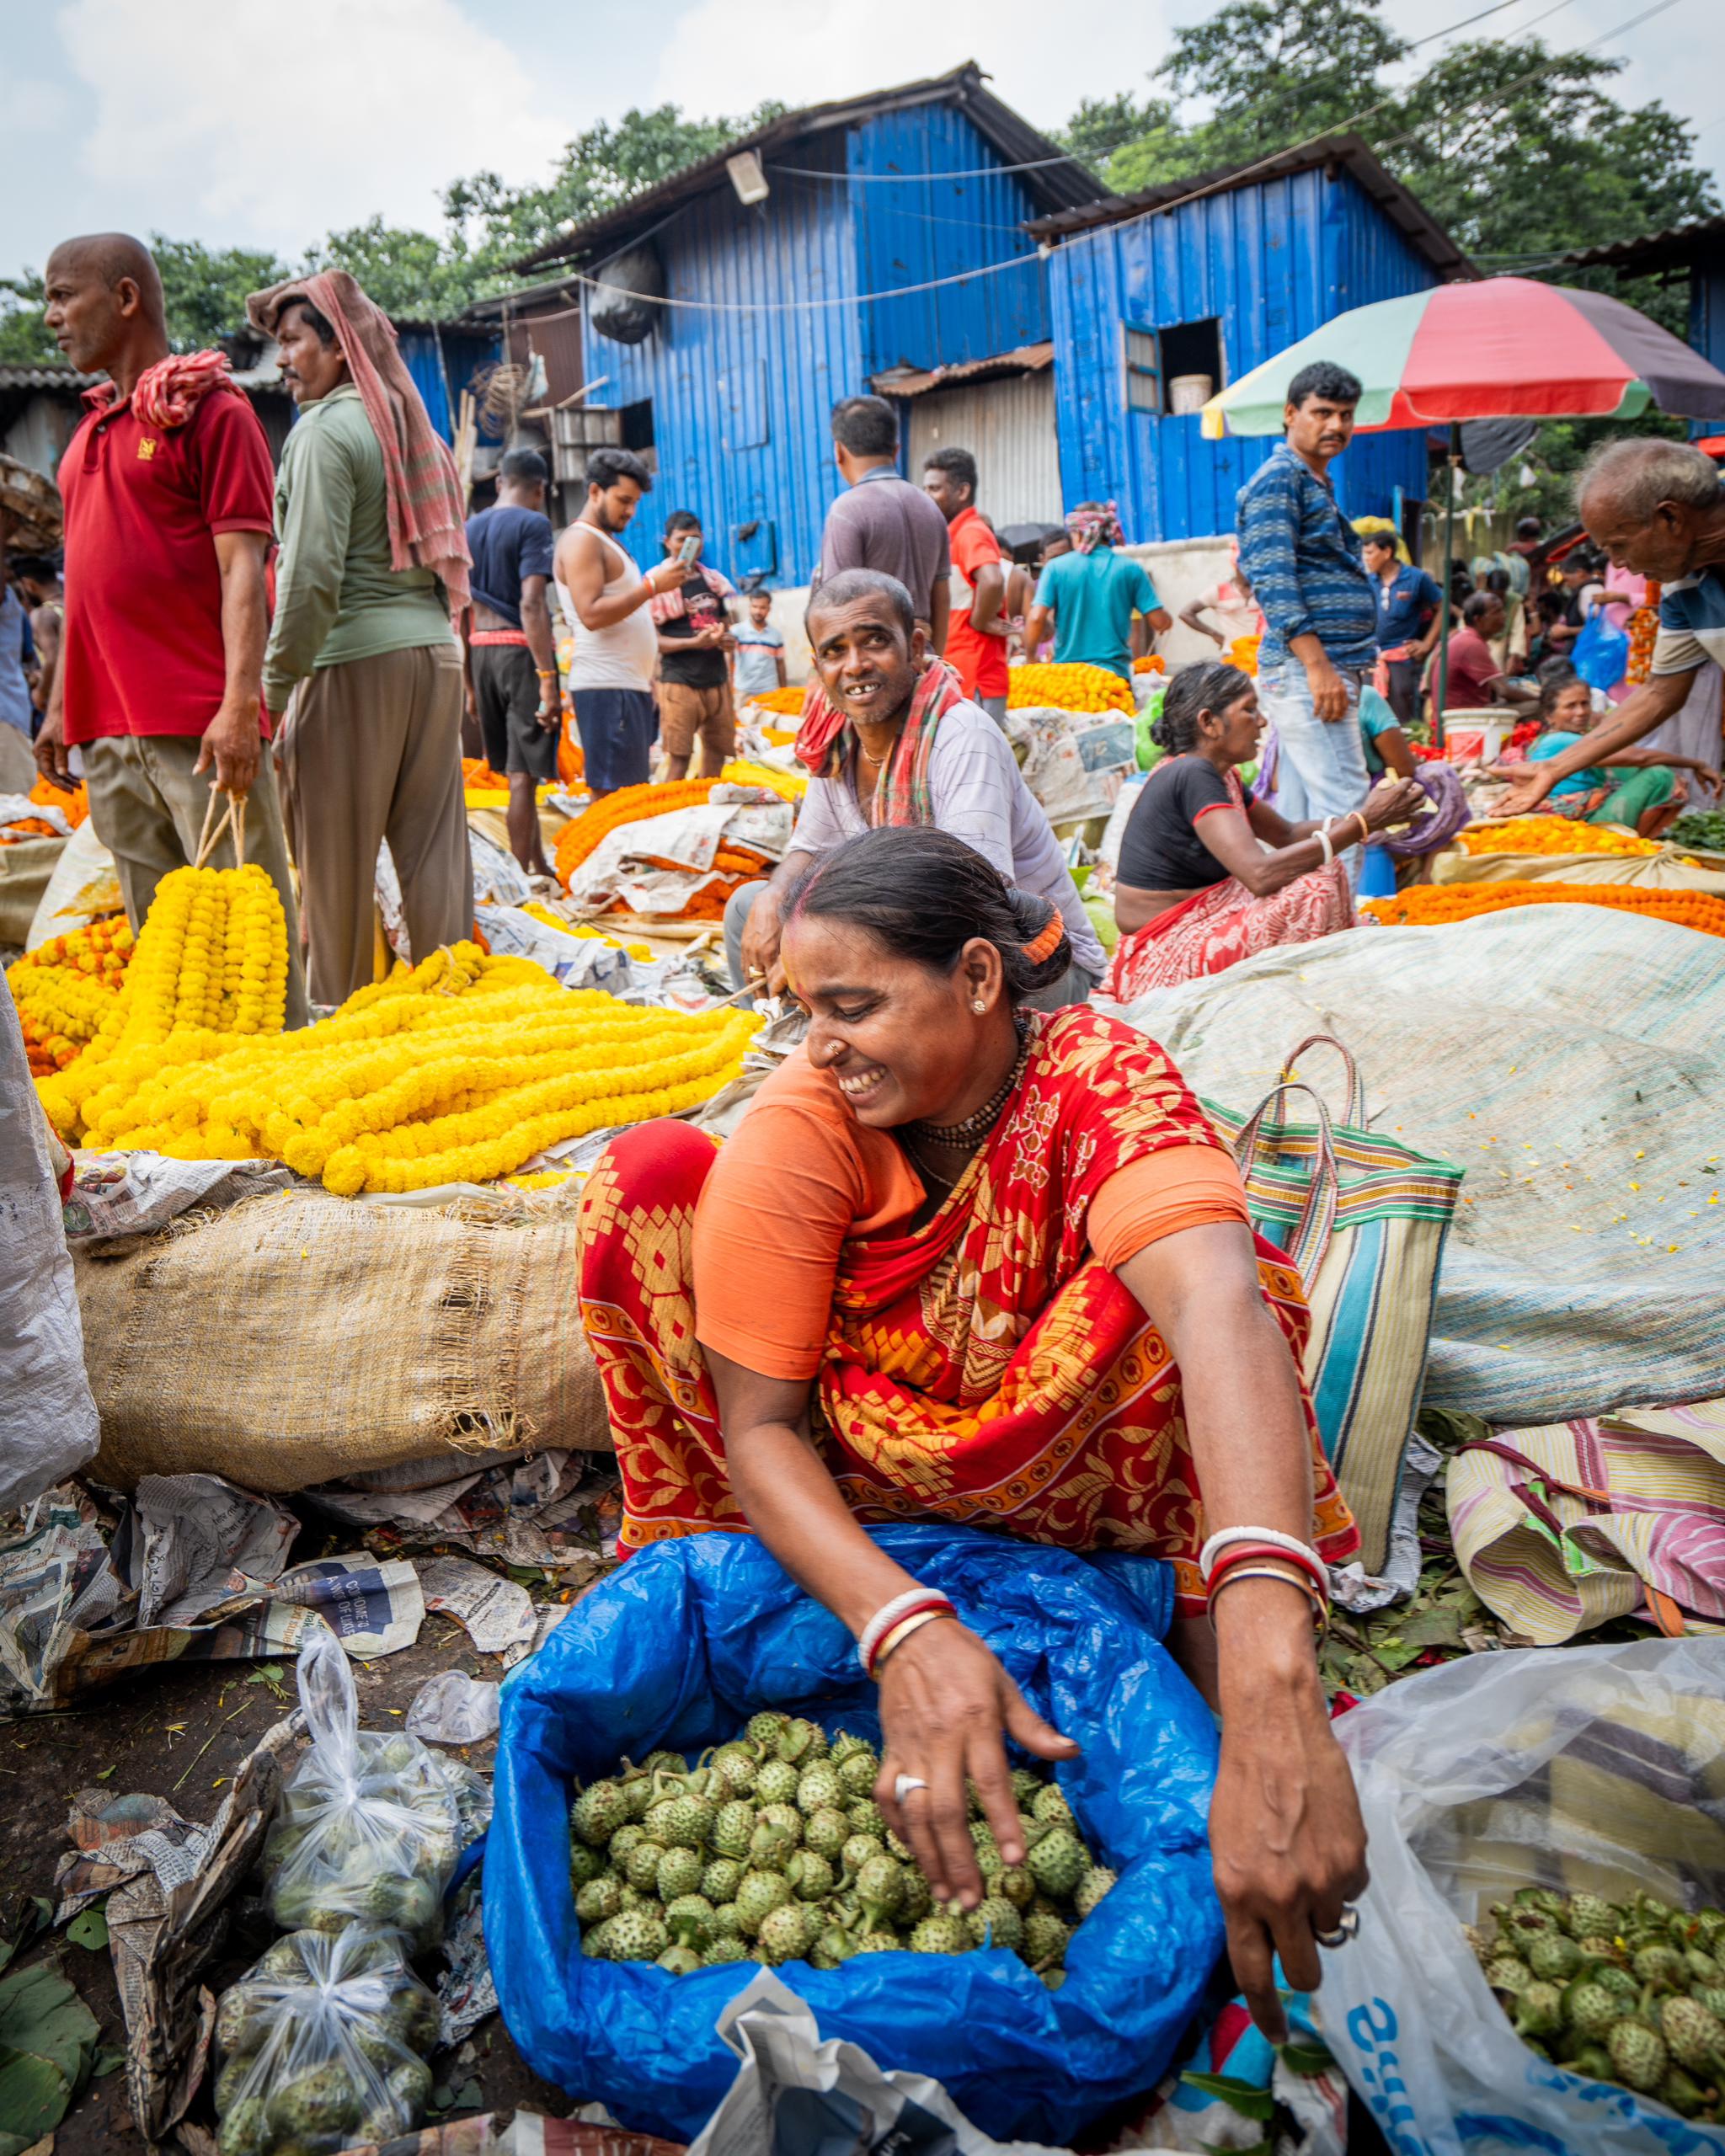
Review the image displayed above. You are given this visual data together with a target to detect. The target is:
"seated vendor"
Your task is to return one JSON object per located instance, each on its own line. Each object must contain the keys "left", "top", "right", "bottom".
{"left": 1439, "top": 593, "right": 1539, "bottom": 713}
{"left": 1487, "top": 671, "right": 1708, "bottom": 839}
{"left": 1102, "top": 663, "right": 1422, "bottom": 1001}
{"left": 579, "top": 823, "right": 1366, "bottom": 2033}
{"left": 727, "top": 568, "right": 1104, "bottom": 1009}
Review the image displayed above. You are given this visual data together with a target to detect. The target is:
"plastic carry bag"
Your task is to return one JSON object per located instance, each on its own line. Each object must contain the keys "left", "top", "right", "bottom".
{"left": 212, "top": 1926, "right": 440, "bottom": 2156}
{"left": 1572, "top": 611, "right": 1631, "bottom": 693}
{"left": 485, "top": 1522, "right": 1223, "bottom": 2148}
{"left": 264, "top": 1628, "right": 461, "bottom": 1951}
{"left": 1322, "top": 1637, "right": 1725, "bottom": 2155}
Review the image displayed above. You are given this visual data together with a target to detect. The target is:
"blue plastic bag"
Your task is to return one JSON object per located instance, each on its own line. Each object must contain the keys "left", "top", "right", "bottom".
{"left": 1571, "top": 610, "right": 1629, "bottom": 692}
{"left": 485, "top": 1523, "right": 1223, "bottom": 2147}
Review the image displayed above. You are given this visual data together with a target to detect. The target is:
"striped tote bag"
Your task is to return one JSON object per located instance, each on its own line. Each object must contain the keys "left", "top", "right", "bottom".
{"left": 1206, "top": 1034, "right": 1464, "bottom": 1578}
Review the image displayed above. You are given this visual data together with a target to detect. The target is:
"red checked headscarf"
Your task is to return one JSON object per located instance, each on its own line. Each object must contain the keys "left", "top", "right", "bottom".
{"left": 88, "top": 347, "right": 237, "bottom": 429}
{"left": 246, "top": 270, "right": 471, "bottom": 612}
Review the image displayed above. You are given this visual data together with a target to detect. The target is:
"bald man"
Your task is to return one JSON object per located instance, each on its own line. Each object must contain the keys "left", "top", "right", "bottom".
{"left": 38, "top": 233, "right": 307, "bottom": 1024}
{"left": 1506, "top": 438, "right": 1725, "bottom": 813}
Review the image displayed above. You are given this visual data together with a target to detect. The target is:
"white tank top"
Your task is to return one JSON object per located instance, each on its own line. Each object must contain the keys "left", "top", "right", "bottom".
{"left": 563, "top": 526, "right": 658, "bottom": 692}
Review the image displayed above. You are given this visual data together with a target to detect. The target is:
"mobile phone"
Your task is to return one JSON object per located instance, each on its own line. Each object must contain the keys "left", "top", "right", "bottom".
{"left": 676, "top": 535, "right": 701, "bottom": 565}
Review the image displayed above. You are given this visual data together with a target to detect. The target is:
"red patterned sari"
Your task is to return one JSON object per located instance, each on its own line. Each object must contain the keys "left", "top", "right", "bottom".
{"left": 579, "top": 1008, "right": 1357, "bottom": 1615}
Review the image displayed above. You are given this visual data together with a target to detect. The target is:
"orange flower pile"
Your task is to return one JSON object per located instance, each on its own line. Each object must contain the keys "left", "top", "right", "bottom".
{"left": 8, "top": 916, "right": 134, "bottom": 1075}
{"left": 1131, "top": 654, "right": 1166, "bottom": 675}
{"left": 557, "top": 712, "right": 585, "bottom": 787}
{"left": 745, "top": 685, "right": 809, "bottom": 718}
{"left": 553, "top": 780, "right": 718, "bottom": 887}
{"left": 1455, "top": 816, "right": 1660, "bottom": 858}
{"left": 462, "top": 757, "right": 508, "bottom": 790}
{"left": 28, "top": 775, "right": 89, "bottom": 828}
{"left": 0, "top": 818, "right": 61, "bottom": 846}
{"left": 1008, "top": 662, "right": 1135, "bottom": 713}
{"left": 1363, "top": 882, "right": 1725, "bottom": 938}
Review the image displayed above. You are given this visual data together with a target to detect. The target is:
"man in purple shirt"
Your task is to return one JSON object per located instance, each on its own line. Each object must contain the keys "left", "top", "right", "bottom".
{"left": 816, "top": 397, "right": 950, "bottom": 655}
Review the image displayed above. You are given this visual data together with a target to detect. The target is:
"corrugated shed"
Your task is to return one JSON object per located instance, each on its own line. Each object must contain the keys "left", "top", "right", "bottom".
{"left": 1049, "top": 163, "right": 1434, "bottom": 542}
{"left": 849, "top": 104, "right": 1049, "bottom": 378}
{"left": 398, "top": 328, "right": 503, "bottom": 444}
{"left": 581, "top": 132, "right": 861, "bottom": 585}
{"left": 905, "top": 371, "right": 1061, "bottom": 526}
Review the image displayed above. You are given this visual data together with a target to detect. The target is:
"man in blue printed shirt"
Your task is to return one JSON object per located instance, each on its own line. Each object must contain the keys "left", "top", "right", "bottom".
{"left": 1236, "top": 362, "right": 1376, "bottom": 881}
{"left": 1508, "top": 437, "right": 1725, "bottom": 812}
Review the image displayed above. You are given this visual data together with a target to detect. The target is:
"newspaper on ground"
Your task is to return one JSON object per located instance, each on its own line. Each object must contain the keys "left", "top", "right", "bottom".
{"left": 686, "top": 1972, "right": 1073, "bottom": 2156}
{"left": 0, "top": 1483, "right": 425, "bottom": 1715}
{"left": 418, "top": 1556, "right": 537, "bottom": 1662}
{"left": 306, "top": 1450, "right": 621, "bottom": 1573}
{"left": 560, "top": 798, "right": 792, "bottom": 916}
{"left": 61, "top": 1152, "right": 291, "bottom": 1243}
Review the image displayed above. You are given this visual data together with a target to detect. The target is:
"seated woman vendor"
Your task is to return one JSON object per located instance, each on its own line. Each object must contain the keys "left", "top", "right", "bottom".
{"left": 1487, "top": 670, "right": 1711, "bottom": 839}
{"left": 1103, "top": 663, "right": 1422, "bottom": 1001}
{"left": 579, "top": 825, "right": 1367, "bottom": 2034}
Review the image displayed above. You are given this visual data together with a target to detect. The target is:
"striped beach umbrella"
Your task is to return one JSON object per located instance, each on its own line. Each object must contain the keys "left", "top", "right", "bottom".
{"left": 1200, "top": 277, "right": 1725, "bottom": 439}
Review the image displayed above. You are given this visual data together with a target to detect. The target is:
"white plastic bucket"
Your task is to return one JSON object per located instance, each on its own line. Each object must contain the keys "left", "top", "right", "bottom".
{"left": 1168, "top": 374, "right": 1213, "bottom": 415}
{"left": 1439, "top": 711, "right": 1509, "bottom": 766}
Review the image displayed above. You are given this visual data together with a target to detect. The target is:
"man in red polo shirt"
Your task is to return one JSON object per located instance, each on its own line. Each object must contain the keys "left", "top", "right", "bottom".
{"left": 36, "top": 232, "right": 307, "bottom": 1026}
{"left": 922, "top": 446, "right": 1011, "bottom": 723}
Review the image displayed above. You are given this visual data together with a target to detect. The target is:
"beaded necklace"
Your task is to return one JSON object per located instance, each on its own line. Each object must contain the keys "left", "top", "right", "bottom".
{"left": 900, "top": 1019, "right": 1030, "bottom": 1151}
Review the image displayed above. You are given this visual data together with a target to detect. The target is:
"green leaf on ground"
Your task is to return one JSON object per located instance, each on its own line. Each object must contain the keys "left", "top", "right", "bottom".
{"left": 1179, "top": 2069, "right": 1275, "bottom": 2120}
{"left": 0, "top": 1962, "right": 99, "bottom": 2145}
{"left": 92, "top": 2043, "right": 126, "bottom": 2078}
{"left": 67, "top": 1907, "right": 109, "bottom": 1951}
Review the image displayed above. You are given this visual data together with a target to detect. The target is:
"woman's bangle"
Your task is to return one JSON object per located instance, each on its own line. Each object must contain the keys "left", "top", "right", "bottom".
{"left": 1209, "top": 1539, "right": 1330, "bottom": 1609}
{"left": 872, "top": 1606, "right": 954, "bottom": 1674}
{"left": 1350, "top": 809, "right": 1370, "bottom": 846}
{"left": 1200, "top": 1524, "right": 1326, "bottom": 1582}
{"left": 1208, "top": 1562, "right": 1328, "bottom": 1637}
{"left": 1316, "top": 819, "right": 1335, "bottom": 866}
{"left": 857, "top": 1588, "right": 955, "bottom": 1675}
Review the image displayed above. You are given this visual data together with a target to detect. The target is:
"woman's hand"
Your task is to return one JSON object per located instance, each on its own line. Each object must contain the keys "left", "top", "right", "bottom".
{"left": 1212, "top": 1588, "right": 1368, "bottom": 2039}
{"left": 1360, "top": 777, "right": 1425, "bottom": 833}
{"left": 876, "top": 1619, "right": 1079, "bottom": 1908}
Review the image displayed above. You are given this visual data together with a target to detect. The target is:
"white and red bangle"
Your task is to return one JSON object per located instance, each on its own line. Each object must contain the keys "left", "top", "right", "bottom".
{"left": 857, "top": 1588, "right": 955, "bottom": 1677}
{"left": 1200, "top": 1525, "right": 1327, "bottom": 1584}
{"left": 872, "top": 1607, "right": 952, "bottom": 1673}
{"left": 1208, "top": 1540, "right": 1331, "bottom": 1609}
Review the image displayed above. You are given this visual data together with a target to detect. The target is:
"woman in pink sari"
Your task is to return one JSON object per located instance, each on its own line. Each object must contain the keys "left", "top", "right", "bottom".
{"left": 1103, "top": 664, "right": 1421, "bottom": 1001}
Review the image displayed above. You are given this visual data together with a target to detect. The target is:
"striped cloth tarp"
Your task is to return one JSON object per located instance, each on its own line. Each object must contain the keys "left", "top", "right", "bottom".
{"left": 1107, "top": 906, "right": 1725, "bottom": 1427}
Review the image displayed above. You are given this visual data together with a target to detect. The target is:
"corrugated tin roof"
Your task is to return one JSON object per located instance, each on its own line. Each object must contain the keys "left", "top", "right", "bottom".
{"left": 873, "top": 339, "right": 1054, "bottom": 397}
{"left": 0, "top": 363, "right": 94, "bottom": 390}
{"left": 513, "top": 63, "right": 1101, "bottom": 274}
{"left": 1560, "top": 215, "right": 1725, "bottom": 275}
{"left": 1026, "top": 133, "right": 1471, "bottom": 279}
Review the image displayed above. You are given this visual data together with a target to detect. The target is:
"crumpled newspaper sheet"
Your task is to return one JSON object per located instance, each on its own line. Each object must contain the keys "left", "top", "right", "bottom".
{"left": 0, "top": 1481, "right": 424, "bottom": 1715}
{"left": 0, "top": 790, "right": 75, "bottom": 835}
{"left": 563, "top": 798, "right": 793, "bottom": 915}
{"left": 306, "top": 1449, "right": 620, "bottom": 1575}
{"left": 61, "top": 1151, "right": 291, "bottom": 1243}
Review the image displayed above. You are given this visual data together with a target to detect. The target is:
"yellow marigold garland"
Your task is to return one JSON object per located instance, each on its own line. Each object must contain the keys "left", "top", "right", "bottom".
{"left": 7, "top": 917, "right": 133, "bottom": 1075}
{"left": 1007, "top": 662, "right": 1135, "bottom": 714}
{"left": 1454, "top": 816, "right": 1661, "bottom": 859}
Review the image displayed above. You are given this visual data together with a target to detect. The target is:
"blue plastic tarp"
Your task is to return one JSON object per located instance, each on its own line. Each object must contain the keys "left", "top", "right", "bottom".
{"left": 484, "top": 1523, "right": 1223, "bottom": 2147}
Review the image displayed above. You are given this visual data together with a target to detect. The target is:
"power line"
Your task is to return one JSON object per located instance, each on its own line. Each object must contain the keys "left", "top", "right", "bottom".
{"left": 773, "top": 154, "right": 1080, "bottom": 183}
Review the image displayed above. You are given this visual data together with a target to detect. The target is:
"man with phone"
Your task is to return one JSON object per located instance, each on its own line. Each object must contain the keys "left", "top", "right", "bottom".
{"left": 649, "top": 510, "right": 738, "bottom": 780}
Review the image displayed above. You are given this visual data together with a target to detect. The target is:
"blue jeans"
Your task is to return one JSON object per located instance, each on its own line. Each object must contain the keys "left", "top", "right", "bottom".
{"left": 1257, "top": 662, "right": 1370, "bottom": 891}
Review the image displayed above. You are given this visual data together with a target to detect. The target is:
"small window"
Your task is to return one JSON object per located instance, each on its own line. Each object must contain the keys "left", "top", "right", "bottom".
{"left": 620, "top": 398, "right": 657, "bottom": 473}
{"left": 1124, "top": 324, "right": 1160, "bottom": 415}
{"left": 1158, "top": 318, "right": 1225, "bottom": 414}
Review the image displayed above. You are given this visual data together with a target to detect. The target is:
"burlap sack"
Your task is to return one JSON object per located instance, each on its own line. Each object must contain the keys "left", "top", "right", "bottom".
{"left": 75, "top": 1187, "right": 611, "bottom": 1492}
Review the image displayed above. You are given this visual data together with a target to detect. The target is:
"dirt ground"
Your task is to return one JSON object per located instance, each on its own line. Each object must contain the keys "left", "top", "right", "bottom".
{"left": 3, "top": 1613, "right": 585, "bottom": 2153}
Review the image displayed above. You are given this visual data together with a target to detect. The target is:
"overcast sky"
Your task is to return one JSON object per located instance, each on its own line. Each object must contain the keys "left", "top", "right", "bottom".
{"left": 3, "top": 0, "right": 1717, "bottom": 281}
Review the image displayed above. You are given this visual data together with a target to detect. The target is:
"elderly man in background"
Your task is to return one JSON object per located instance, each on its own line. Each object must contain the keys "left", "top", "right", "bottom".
{"left": 247, "top": 271, "right": 473, "bottom": 1006}
{"left": 1506, "top": 440, "right": 1725, "bottom": 814}
{"left": 35, "top": 233, "right": 307, "bottom": 1022}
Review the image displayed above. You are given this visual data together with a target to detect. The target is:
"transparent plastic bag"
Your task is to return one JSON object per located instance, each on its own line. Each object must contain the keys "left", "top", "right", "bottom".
{"left": 1322, "top": 1638, "right": 1725, "bottom": 2155}
{"left": 264, "top": 1627, "right": 459, "bottom": 1951}
{"left": 212, "top": 1926, "right": 440, "bottom": 2156}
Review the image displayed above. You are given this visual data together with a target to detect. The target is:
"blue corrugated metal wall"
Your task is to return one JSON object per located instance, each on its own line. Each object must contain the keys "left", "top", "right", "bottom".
{"left": 581, "top": 133, "right": 861, "bottom": 585}
{"left": 849, "top": 104, "right": 1049, "bottom": 377}
{"left": 1049, "top": 165, "right": 1434, "bottom": 542}
{"left": 398, "top": 329, "right": 502, "bottom": 444}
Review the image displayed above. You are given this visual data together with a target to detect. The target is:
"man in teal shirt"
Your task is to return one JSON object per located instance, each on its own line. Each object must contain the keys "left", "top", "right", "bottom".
{"left": 1022, "top": 501, "right": 1170, "bottom": 683}
{"left": 259, "top": 289, "right": 471, "bottom": 1005}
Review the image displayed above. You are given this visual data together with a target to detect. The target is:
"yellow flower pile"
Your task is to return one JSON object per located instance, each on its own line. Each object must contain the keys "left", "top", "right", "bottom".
{"left": 41, "top": 942, "right": 757, "bottom": 1198}
{"left": 721, "top": 758, "right": 807, "bottom": 803}
{"left": 36, "top": 863, "right": 289, "bottom": 1137}
{"left": 1455, "top": 817, "right": 1661, "bottom": 858}
{"left": 1007, "top": 663, "right": 1135, "bottom": 714}
{"left": 8, "top": 916, "right": 134, "bottom": 1075}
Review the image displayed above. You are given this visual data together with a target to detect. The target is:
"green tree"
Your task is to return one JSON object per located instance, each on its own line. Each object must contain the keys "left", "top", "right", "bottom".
{"left": 150, "top": 235, "right": 289, "bottom": 349}
{"left": 307, "top": 216, "right": 484, "bottom": 321}
{"left": 0, "top": 273, "right": 56, "bottom": 364}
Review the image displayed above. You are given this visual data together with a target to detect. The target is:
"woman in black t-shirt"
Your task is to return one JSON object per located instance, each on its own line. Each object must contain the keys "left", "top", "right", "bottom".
{"left": 1103, "top": 663, "right": 1422, "bottom": 1000}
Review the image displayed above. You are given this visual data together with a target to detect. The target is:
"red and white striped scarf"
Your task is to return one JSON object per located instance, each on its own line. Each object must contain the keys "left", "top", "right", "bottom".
{"left": 88, "top": 347, "right": 236, "bottom": 430}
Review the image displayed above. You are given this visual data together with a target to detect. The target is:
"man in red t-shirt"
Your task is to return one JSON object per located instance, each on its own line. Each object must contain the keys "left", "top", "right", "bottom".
{"left": 923, "top": 447, "right": 1011, "bottom": 722}
{"left": 37, "top": 233, "right": 307, "bottom": 1026}
{"left": 1439, "top": 591, "right": 1538, "bottom": 714}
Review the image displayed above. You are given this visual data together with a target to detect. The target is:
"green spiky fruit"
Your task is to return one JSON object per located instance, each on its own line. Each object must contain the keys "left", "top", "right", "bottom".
{"left": 617, "top": 1889, "right": 662, "bottom": 1921}
{"left": 575, "top": 1875, "right": 622, "bottom": 1924}
{"left": 734, "top": 1870, "right": 792, "bottom": 1939}
{"left": 1563, "top": 1982, "right": 1623, "bottom": 2044}
{"left": 1513, "top": 1983, "right": 1563, "bottom": 2040}
{"left": 659, "top": 1792, "right": 715, "bottom": 1851}
{"left": 758, "top": 1801, "right": 803, "bottom": 1844}
{"left": 657, "top": 1846, "right": 703, "bottom": 1901}
{"left": 625, "top": 1839, "right": 667, "bottom": 1892}
{"left": 608, "top": 1824, "right": 646, "bottom": 1865}
{"left": 967, "top": 1897, "right": 1023, "bottom": 1951}
{"left": 787, "top": 1850, "right": 836, "bottom": 1903}
{"left": 852, "top": 1930, "right": 900, "bottom": 1955}
{"left": 830, "top": 1731, "right": 873, "bottom": 1765}
{"left": 1660, "top": 1994, "right": 1725, "bottom": 2075}
{"left": 1529, "top": 1934, "right": 1583, "bottom": 1983}
{"left": 1569, "top": 2043, "right": 1615, "bottom": 2081}
{"left": 1576, "top": 1935, "right": 1628, "bottom": 1965}
{"left": 622, "top": 1774, "right": 657, "bottom": 1822}
{"left": 756, "top": 1902, "right": 814, "bottom": 1965}
{"left": 1696, "top": 1986, "right": 1725, "bottom": 2022}
{"left": 1514, "top": 1886, "right": 1565, "bottom": 1915}
{"left": 899, "top": 1869, "right": 933, "bottom": 1926}
{"left": 711, "top": 1902, "right": 742, "bottom": 1940}
{"left": 708, "top": 1742, "right": 761, "bottom": 1796}
{"left": 854, "top": 1854, "right": 905, "bottom": 1928}
{"left": 1562, "top": 1893, "right": 1621, "bottom": 1941}
{"left": 1487, "top": 1956, "right": 1533, "bottom": 1996}
{"left": 755, "top": 1759, "right": 800, "bottom": 1807}
{"left": 804, "top": 1806, "right": 850, "bottom": 1860}
{"left": 969, "top": 1818, "right": 997, "bottom": 1853}
{"left": 1594, "top": 1963, "right": 1639, "bottom": 2004}
{"left": 606, "top": 1911, "right": 670, "bottom": 1962}
{"left": 910, "top": 1913, "right": 973, "bottom": 1955}
{"left": 809, "top": 1922, "right": 857, "bottom": 1970}
{"left": 665, "top": 1894, "right": 715, "bottom": 1950}
{"left": 1010, "top": 1769, "right": 1041, "bottom": 1804}
{"left": 1074, "top": 1866, "right": 1117, "bottom": 1919}
{"left": 702, "top": 1858, "right": 744, "bottom": 1904}
{"left": 581, "top": 1918, "right": 617, "bottom": 1960}
{"left": 704, "top": 1937, "right": 750, "bottom": 1966}
{"left": 571, "top": 1780, "right": 628, "bottom": 1848}
{"left": 712, "top": 1801, "right": 756, "bottom": 1860}
{"left": 1608, "top": 2019, "right": 1669, "bottom": 2092}
{"left": 1687, "top": 1949, "right": 1723, "bottom": 1988}
{"left": 796, "top": 1763, "right": 843, "bottom": 1813}
{"left": 777, "top": 1717, "right": 828, "bottom": 1765}
{"left": 847, "top": 1800, "right": 886, "bottom": 1838}
{"left": 642, "top": 1749, "right": 687, "bottom": 1777}
{"left": 837, "top": 1751, "right": 878, "bottom": 1797}
{"left": 569, "top": 1842, "right": 606, "bottom": 1890}
{"left": 841, "top": 1833, "right": 885, "bottom": 1881}
{"left": 1031, "top": 1784, "right": 1073, "bottom": 1829}
{"left": 1658, "top": 2066, "right": 1710, "bottom": 2118}
{"left": 1023, "top": 1911, "right": 1070, "bottom": 1970}
{"left": 658, "top": 1945, "right": 702, "bottom": 1974}
{"left": 749, "top": 1821, "right": 795, "bottom": 1873}
{"left": 886, "top": 1827, "right": 914, "bottom": 1863}
{"left": 999, "top": 1865, "right": 1035, "bottom": 1909}
{"left": 745, "top": 1710, "right": 789, "bottom": 1748}
{"left": 1633, "top": 1945, "right": 1685, "bottom": 1990}
{"left": 1043, "top": 1968, "right": 1067, "bottom": 1992}
{"left": 1025, "top": 1826, "right": 1085, "bottom": 1899}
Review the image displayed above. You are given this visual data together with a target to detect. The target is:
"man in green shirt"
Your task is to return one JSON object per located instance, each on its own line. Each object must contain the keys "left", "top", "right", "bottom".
{"left": 1022, "top": 501, "right": 1170, "bottom": 685}
{"left": 260, "top": 292, "right": 470, "bottom": 1004}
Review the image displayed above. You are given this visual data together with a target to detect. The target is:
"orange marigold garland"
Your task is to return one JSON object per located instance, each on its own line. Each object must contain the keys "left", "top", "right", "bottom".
{"left": 1363, "top": 882, "right": 1725, "bottom": 938}
{"left": 1454, "top": 817, "right": 1661, "bottom": 859}
{"left": 7, "top": 916, "right": 134, "bottom": 1075}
